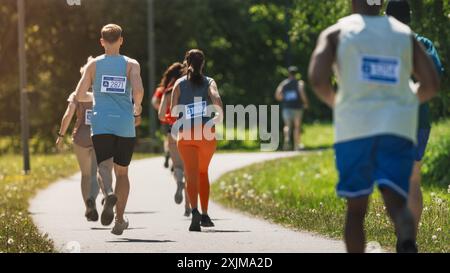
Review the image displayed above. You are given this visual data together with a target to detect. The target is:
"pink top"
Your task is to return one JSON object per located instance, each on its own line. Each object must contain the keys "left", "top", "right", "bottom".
{"left": 68, "top": 92, "right": 93, "bottom": 148}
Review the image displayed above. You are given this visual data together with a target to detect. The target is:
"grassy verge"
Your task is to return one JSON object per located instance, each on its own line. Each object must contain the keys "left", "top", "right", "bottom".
{"left": 0, "top": 154, "right": 78, "bottom": 252}
{"left": 212, "top": 121, "right": 450, "bottom": 253}
{"left": 0, "top": 152, "right": 155, "bottom": 253}
{"left": 302, "top": 122, "right": 334, "bottom": 150}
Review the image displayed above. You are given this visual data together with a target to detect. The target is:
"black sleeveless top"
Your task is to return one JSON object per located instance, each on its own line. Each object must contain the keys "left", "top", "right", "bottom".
{"left": 281, "top": 79, "right": 303, "bottom": 109}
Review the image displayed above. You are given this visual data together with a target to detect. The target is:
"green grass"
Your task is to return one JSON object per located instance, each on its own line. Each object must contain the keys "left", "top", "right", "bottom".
{"left": 0, "top": 152, "right": 156, "bottom": 253}
{"left": 212, "top": 121, "right": 450, "bottom": 253}
{"left": 302, "top": 122, "right": 334, "bottom": 149}
{"left": 0, "top": 154, "right": 79, "bottom": 252}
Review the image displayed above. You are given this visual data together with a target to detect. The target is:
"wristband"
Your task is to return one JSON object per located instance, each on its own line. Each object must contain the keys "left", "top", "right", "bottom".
{"left": 57, "top": 132, "right": 64, "bottom": 138}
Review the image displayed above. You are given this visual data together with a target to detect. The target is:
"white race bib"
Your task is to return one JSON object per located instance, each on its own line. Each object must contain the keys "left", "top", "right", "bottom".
{"left": 284, "top": 90, "right": 298, "bottom": 101}
{"left": 185, "top": 101, "right": 207, "bottom": 120}
{"left": 85, "top": 109, "right": 93, "bottom": 126}
{"left": 360, "top": 55, "right": 400, "bottom": 85}
{"left": 101, "top": 75, "right": 127, "bottom": 94}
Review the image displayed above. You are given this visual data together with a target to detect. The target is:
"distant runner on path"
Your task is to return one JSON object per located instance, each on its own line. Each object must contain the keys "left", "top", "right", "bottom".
{"left": 171, "top": 49, "right": 223, "bottom": 232}
{"left": 385, "top": 0, "right": 445, "bottom": 239}
{"left": 56, "top": 57, "right": 113, "bottom": 223}
{"left": 157, "top": 62, "right": 192, "bottom": 217}
{"left": 275, "top": 66, "right": 309, "bottom": 151}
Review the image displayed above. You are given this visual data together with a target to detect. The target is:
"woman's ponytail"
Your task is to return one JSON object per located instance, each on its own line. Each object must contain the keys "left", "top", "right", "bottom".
{"left": 184, "top": 49, "right": 205, "bottom": 86}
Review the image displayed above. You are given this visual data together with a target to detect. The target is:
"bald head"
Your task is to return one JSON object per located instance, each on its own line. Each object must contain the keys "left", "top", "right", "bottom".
{"left": 352, "top": 0, "right": 384, "bottom": 15}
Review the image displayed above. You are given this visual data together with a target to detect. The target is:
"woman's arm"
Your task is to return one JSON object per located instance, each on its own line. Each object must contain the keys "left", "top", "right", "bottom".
{"left": 275, "top": 82, "right": 283, "bottom": 102}
{"left": 208, "top": 80, "right": 224, "bottom": 124}
{"left": 158, "top": 91, "right": 171, "bottom": 121}
{"left": 298, "top": 81, "right": 310, "bottom": 109}
{"left": 56, "top": 102, "right": 77, "bottom": 150}
{"left": 170, "top": 83, "right": 181, "bottom": 116}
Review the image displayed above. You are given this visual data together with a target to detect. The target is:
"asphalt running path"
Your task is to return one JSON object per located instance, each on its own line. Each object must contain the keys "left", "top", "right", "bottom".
{"left": 30, "top": 152, "right": 346, "bottom": 253}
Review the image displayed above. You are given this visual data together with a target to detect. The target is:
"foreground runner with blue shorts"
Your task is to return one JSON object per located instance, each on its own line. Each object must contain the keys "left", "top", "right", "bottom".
{"left": 308, "top": 0, "right": 440, "bottom": 252}
{"left": 386, "top": 0, "right": 445, "bottom": 239}
{"left": 75, "top": 24, "right": 144, "bottom": 235}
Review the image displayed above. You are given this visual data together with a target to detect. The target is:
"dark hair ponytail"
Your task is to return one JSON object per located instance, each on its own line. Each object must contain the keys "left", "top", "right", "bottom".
{"left": 184, "top": 49, "right": 205, "bottom": 86}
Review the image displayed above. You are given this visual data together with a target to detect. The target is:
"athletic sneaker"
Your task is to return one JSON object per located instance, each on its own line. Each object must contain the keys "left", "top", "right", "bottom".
{"left": 101, "top": 194, "right": 117, "bottom": 226}
{"left": 85, "top": 198, "right": 99, "bottom": 222}
{"left": 189, "top": 209, "right": 202, "bottom": 232}
{"left": 164, "top": 152, "right": 170, "bottom": 168}
{"left": 396, "top": 240, "right": 418, "bottom": 253}
{"left": 174, "top": 181, "right": 184, "bottom": 204}
{"left": 184, "top": 207, "right": 192, "bottom": 217}
{"left": 111, "top": 218, "right": 129, "bottom": 236}
{"left": 200, "top": 214, "right": 215, "bottom": 227}
{"left": 296, "top": 144, "right": 305, "bottom": 151}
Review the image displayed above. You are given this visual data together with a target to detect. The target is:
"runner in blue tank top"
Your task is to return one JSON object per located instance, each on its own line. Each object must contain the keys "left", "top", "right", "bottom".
{"left": 74, "top": 24, "right": 145, "bottom": 236}
{"left": 308, "top": 0, "right": 439, "bottom": 253}
{"left": 386, "top": 0, "right": 445, "bottom": 241}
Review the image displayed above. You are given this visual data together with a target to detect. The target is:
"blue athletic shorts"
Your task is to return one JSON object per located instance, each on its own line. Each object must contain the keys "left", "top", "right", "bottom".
{"left": 415, "top": 128, "right": 431, "bottom": 161}
{"left": 334, "top": 135, "right": 415, "bottom": 200}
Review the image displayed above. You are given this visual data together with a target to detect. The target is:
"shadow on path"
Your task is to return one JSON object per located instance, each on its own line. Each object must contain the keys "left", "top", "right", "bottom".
{"left": 125, "top": 211, "right": 158, "bottom": 215}
{"left": 202, "top": 229, "right": 251, "bottom": 233}
{"left": 106, "top": 238, "right": 175, "bottom": 243}
{"left": 89, "top": 227, "right": 147, "bottom": 231}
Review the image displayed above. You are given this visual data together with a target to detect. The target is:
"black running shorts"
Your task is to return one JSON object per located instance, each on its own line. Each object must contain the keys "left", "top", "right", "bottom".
{"left": 92, "top": 134, "right": 136, "bottom": 167}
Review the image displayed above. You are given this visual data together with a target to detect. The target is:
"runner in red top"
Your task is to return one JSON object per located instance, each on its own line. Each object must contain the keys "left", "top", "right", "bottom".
{"left": 157, "top": 62, "right": 192, "bottom": 217}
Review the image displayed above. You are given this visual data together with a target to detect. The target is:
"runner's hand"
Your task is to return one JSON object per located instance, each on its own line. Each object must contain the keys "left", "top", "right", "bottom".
{"left": 56, "top": 137, "right": 64, "bottom": 152}
{"left": 134, "top": 104, "right": 142, "bottom": 116}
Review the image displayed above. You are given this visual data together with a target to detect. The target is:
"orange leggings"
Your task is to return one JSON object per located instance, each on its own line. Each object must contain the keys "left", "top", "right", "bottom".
{"left": 177, "top": 129, "right": 216, "bottom": 214}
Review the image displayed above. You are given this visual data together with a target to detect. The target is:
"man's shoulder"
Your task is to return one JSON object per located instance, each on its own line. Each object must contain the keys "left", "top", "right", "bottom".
{"left": 123, "top": 56, "right": 139, "bottom": 65}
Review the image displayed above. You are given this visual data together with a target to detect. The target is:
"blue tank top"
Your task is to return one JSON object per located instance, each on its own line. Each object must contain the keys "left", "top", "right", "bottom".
{"left": 176, "top": 75, "right": 214, "bottom": 131}
{"left": 91, "top": 55, "right": 135, "bottom": 138}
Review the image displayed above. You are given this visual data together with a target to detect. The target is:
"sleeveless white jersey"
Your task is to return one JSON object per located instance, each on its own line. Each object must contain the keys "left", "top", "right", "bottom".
{"left": 334, "top": 14, "right": 418, "bottom": 144}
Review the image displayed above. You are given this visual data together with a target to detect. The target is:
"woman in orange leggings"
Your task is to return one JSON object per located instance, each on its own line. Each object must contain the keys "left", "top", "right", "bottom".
{"left": 171, "top": 49, "right": 223, "bottom": 232}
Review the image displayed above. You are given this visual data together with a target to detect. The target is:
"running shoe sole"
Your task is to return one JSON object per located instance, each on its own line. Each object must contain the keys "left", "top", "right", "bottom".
{"left": 101, "top": 194, "right": 117, "bottom": 226}
{"left": 189, "top": 213, "right": 202, "bottom": 232}
{"left": 85, "top": 199, "right": 99, "bottom": 222}
{"left": 86, "top": 209, "right": 99, "bottom": 222}
{"left": 184, "top": 208, "right": 192, "bottom": 217}
{"left": 111, "top": 221, "right": 129, "bottom": 236}
{"left": 174, "top": 182, "right": 184, "bottom": 205}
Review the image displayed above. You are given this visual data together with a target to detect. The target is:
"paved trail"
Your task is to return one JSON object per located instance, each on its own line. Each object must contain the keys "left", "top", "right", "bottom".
{"left": 30, "top": 152, "right": 345, "bottom": 253}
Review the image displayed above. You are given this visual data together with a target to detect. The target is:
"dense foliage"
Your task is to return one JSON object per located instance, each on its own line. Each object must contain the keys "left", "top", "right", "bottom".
{"left": 0, "top": 0, "right": 448, "bottom": 152}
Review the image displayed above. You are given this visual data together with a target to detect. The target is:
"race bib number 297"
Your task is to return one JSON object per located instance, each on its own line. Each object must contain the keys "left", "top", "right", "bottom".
{"left": 101, "top": 75, "right": 127, "bottom": 94}
{"left": 360, "top": 55, "right": 400, "bottom": 85}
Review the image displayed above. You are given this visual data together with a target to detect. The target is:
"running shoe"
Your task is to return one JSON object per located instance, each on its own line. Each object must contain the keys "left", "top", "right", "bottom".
{"left": 174, "top": 181, "right": 184, "bottom": 204}
{"left": 395, "top": 210, "right": 418, "bottom": 253}
{"left": 200, "top": 214, "right": 215, "bottom": 227}
{"left": 111, "top": 218, "right": 129, "bottom": 236}
{"left": 184, "top": 207, "right": 192, "bottom": 217}
{"left": 101, "top": 194, "right": 117, "bottom": 226}
{"left": 396, "top": 240, "right": 418, "bottom": 253}
{"left": 164, "top": 153, "right": 170, "bottom": 168}
{"left": 85, "top": 198, "right": 99, "bottom": 222}
{"left": 189, "top": 209, "right": 202, "bottom": 232}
